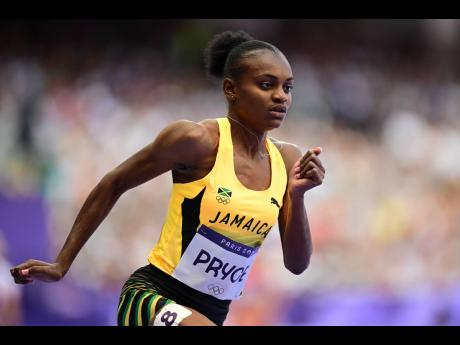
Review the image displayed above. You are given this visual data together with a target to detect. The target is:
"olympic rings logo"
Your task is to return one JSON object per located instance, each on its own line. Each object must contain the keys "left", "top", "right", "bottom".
{"left": 208, "top": 284, "right": 225, "bottom": 295}
{"left": 216, "top": 195, "right": 230, "bottom": 205}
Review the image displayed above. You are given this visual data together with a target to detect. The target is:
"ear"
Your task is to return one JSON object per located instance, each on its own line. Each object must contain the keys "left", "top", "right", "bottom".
{"left": 223, "top": 78, "right": 237, "bottom": 102}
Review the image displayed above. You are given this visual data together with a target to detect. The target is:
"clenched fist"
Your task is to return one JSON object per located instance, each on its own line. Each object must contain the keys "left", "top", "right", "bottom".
{"left": 288, "top": 147, "right": 325, "bottom": 197}
{"left": 11, "top": 260, "right": 66, "bottom": 284}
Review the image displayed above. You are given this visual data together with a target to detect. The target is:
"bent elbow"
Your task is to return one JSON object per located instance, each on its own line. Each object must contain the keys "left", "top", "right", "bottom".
{"left": 285, "top": 259, "right": 310, "bottom": 275}
{"left": 287, "top": 265, "right": 307, "bottom": 275}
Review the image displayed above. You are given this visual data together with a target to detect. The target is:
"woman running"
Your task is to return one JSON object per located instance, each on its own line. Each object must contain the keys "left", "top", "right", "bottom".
{"left": 11, "top": 30, "right": 325, "bottom": 326}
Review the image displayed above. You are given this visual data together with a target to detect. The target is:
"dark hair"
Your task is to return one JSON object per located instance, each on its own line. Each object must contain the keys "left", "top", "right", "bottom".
{"left": 204, "top": 30, "right": 280, "bottom": 82}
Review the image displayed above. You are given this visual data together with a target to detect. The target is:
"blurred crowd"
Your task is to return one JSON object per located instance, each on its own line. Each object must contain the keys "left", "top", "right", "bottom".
{"left": 1, "top": 20, "right": 460, "bottom": 325}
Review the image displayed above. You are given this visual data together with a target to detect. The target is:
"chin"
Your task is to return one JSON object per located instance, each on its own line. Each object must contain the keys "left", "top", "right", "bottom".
{"left": 268, "top": 115, "right": 285, "bottom": 126}
{"left": 266, "top": 120, "right": 284, "bottom": 131}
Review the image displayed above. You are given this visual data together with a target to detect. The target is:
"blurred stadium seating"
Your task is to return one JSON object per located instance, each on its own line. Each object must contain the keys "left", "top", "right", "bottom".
{"left": 1, "top": 19, "right": 459, "bottom": 325}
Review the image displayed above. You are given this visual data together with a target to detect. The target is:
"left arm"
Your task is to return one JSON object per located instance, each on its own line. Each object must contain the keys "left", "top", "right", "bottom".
{"left": 277, "top": 143, "right": 325, "bottom": 274}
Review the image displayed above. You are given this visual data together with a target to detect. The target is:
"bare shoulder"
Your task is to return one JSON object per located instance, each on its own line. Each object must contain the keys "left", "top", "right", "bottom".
{"left": 191, "top": 117, "right": 220, "bottom": 149}
{"left": 167, "top": 118, "right": 219, "bottom": 180}
{"left": 197, "top": 118, "right": 219, "bottom": 139}
{"left": 149, "top": 119, "right": 218, "bottom": 170}
{"left": 168, "top": 119, "right": 214, "bottom": 143}
{"left": 168, "top": 119, "right": 217, "bottom": 153}
{"left": 269, "top": 137, "right": 303, "bottom": 172}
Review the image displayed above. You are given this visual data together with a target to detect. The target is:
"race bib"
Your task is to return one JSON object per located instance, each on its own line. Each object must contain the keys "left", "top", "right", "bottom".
{"left": 172, "top": 225, "right": 259, "bottom": 300}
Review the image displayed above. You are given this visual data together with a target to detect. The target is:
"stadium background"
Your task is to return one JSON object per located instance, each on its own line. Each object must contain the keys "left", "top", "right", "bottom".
{"left": 1, "top": 19, "right": 459, "bottom": 325}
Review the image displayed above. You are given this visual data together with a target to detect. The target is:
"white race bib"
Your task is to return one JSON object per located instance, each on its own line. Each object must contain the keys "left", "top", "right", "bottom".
{"left": 172, "top": 225, "right": 258, "bottom": 300}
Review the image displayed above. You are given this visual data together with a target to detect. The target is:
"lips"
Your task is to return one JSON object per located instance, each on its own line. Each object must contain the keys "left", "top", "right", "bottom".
{"left": 269, "top": 105, "right": 287, "bottom": 113}
{"left": 268, "top": 104, "right": 287, "bottom": 121}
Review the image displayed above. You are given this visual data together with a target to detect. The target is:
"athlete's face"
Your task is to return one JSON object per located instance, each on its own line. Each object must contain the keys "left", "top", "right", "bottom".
{"left": 226, "top": 50, "right": 294, "bottom": 131}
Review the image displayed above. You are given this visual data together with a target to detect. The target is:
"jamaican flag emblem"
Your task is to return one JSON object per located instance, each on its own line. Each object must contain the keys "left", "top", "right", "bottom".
{"left": 216, "top": 187, "right": 232, "bottom": 205}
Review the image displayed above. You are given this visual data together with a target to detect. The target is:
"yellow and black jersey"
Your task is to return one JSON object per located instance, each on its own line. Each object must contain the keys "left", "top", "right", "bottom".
{"left": 148, "top": 117, "right": 287, "bottom": 300}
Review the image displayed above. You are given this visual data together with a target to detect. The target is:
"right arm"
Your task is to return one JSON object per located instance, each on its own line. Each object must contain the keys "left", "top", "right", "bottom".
{"left": 11, "top": 120, "right": 215, "bottom": 284}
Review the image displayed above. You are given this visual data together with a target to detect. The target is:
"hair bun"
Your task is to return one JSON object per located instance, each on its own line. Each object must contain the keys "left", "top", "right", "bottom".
{"left": 204, "top": 30, "right": 254, "bottom": 79}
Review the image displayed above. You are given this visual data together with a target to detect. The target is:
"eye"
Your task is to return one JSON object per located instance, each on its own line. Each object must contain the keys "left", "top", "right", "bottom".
{"left": 260, "top": 82, "right": 272, "bottom": 89}
{"left": 283, "top": 84, "right": 294, "bottom": 93}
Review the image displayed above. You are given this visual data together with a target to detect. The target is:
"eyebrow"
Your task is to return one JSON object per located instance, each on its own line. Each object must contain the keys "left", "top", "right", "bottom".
{"left": 255, "top": 73, "right": 294, "bottom": 82}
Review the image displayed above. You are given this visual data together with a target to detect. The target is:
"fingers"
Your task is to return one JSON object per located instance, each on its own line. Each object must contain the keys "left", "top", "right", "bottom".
{"left": 11, "top": 267, "right": 34, "bottom": 284}
{"left": 299, "top": 161, "right": 325, "bottom": 181}
{"left": 295, "top": 160, "right": 322, "bottom": 178}
{"left": 300, "top": 149, "right": 325, "bottom": 171}
{"left": 13, "top": 259, "right": 50, "bottom": 271}
{"left": 11, "top": 265, "right": 59, "bottom": 284}
{"left": 305, "top": 167, "right": 323, "bottom": 182}
{"left": 300, "top": 155, "right": 325, "bottom": 174}
{"left": 295, "top": 147, "right": 326, "bottom": 178}
{"left": 312, "top": 146, "right": 322, "bottom": 155}
{"left": 10, "top": 259, "right": 52, "bottom": 285}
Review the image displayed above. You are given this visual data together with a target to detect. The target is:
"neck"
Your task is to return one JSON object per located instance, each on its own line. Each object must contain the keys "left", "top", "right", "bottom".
{"left": 226, "top": 113, "right": 268, "bottom": 159}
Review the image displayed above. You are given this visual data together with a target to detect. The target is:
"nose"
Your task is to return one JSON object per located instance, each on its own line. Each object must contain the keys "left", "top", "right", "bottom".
{"left": 272, "top": 87, "right": 288, "bottom": 103}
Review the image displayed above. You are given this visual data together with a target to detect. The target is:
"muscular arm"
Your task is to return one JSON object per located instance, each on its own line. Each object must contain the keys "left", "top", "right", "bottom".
{"left": 277, "top": 143, "right": 325, "bottom": 275}
{"left": 11, "top": 120, "right": 215, "bottom": 283}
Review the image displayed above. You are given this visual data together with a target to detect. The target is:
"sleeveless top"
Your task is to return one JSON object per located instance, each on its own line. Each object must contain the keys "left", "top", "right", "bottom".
{"left": 148, "top": 117, "right": 287, "bottom": 300}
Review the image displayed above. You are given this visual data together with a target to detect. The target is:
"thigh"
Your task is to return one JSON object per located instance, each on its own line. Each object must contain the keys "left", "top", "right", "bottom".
{"left": 117, "top": 286, "right": 216, "bottom": 326}
{"left": 117, "top": 287, "right": 172, "bottom": 326}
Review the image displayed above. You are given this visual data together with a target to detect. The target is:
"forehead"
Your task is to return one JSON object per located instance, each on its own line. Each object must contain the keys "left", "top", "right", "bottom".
{"left": 241, "top": 50, "right": 293, "bottom": 80}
